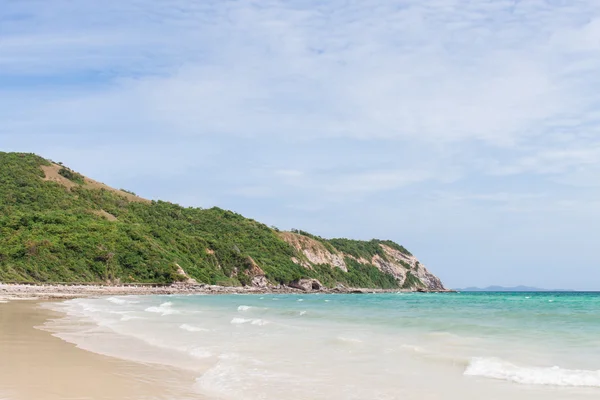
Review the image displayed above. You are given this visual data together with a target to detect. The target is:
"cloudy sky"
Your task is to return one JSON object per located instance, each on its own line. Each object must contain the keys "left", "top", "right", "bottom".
{"left": 2, "top": 0, "right": 600, "bottom": 289}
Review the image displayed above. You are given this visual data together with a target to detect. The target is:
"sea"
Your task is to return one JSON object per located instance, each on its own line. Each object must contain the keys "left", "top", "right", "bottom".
{"left": 41, "top": 292, "right": 600, "bottom": 400}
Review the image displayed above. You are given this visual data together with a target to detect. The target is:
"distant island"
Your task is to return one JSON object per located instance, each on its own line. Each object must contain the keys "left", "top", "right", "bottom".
{"left": 0, "top": 152, "right": 446, "bottom": 291}
{"left": 456, "top": 285, "right": 574, "bottom": 292}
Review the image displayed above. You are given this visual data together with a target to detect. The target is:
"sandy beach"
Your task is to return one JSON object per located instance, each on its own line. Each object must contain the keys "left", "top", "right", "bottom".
{"left": 0, "top": 301, "right": 199, "bottom": 400}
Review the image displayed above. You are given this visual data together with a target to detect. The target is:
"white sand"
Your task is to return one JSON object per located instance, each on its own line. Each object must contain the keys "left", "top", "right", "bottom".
{"left": 0, "top": 301, "right": 199, "bottom": 400}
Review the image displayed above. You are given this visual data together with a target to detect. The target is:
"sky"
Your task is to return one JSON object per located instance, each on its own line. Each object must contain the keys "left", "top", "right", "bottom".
{"left": 2, "top": 0, "right": 600, "bottom": 290}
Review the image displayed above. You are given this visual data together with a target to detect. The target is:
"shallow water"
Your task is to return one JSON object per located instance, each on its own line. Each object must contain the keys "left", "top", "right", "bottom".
{"left": 42, "top": 292, "right": 600, "bottom": 399}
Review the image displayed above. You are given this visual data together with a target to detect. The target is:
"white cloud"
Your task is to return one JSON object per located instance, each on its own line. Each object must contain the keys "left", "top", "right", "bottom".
{"left": 3, "top": 0, "right": 600, "bottom": 148}
{"left": 275, "top": 169, "right": 304, "bottom": 177}
{"left": 323, "top": 170, "right": 433, "bottom": 194}
{"left": 488, "top": 145, "right": 600, "bottom": 176}
{"left": 4, "top": 0, "right": 600, "bottom": 288}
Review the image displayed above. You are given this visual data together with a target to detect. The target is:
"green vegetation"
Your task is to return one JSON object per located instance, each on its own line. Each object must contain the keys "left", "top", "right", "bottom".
{"left": 58, "top": 167, "right": 85, "bottom": 184}
{"left": 326, "top": 238, "right": 412, "bottom": 260}
{"left": 402, "top": 271, "right": 424, "bottom": 289}
{"left": 291, "top": 229, "right": 338, "bottom": 253}
{"left": 0, "top": 152, "right": 420, "bottom": 289}
{"left": 307, "top": 258, "right": 399, "bottom": 289}
{"left": 120, "top": 188, "right": 137, "bottom": 196}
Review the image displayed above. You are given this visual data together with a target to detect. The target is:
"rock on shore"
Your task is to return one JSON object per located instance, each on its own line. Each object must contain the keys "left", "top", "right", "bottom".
{"left": 0, "top": 282, "right": 454, "bottom": 302}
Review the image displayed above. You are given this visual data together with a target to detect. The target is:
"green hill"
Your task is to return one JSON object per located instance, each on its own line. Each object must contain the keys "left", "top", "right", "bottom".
{"left": 0, "top": 152, "right": 445, "bottom": 290}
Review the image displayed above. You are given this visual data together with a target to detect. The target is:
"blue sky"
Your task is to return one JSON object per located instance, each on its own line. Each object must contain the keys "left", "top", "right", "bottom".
{"left": 2, "top": 0, "right": 600, "bottom": 289}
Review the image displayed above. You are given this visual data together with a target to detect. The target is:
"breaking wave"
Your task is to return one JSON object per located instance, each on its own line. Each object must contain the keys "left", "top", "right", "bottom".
{"left": 465, "top": 357, "right": 600, "bottom": 387}
{"left": 230, "top": 317, "right": 269, "bottom": 326}
{"left": 145, "top": 302, "right": 179, "bottom": 316}
{"left": 180, "top": 324, "right": 209, "bottom": 332}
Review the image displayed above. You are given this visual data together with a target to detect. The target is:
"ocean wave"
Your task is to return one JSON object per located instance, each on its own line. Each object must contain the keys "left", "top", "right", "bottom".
{"left": 195, "top": 354, "right": 294, "bottom": 398}
{"left": 145, "top": 302, "right": 179, "bottom": 316}
{"left": 237, "top": 305, "right": 267, "bottom": 312}
{"left": 465, "top": 357, "right": 600, "bottom": 387}
{"left": 106, "top": 296, "right": 139, "bottom": 305}
{"left": 180, "top": 324, "right": 209, "bottom": 332}
{"left": 230, "top": 317, "right": 269, "bottom": 326}
{"left": 109, "top": 310, "right": 130, "bottom": 315}
{"left": 106, "top": 297, "right": 128, "bottom": 305}
{"left": 120, "top": 315, "right": 145, "bottom": 321}
{"left": 336, "top": 336, "right": 362, "bottom": 344}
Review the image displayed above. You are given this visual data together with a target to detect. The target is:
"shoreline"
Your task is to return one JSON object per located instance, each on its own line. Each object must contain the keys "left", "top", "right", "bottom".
{"left": 0, "top": 282, "right": 454, "bottom": 302}
{"left": 0, "top": 301, "right": 200, "bottom": 400}
{"left": 2, "top": 291, "right": 597, "bottom": 400}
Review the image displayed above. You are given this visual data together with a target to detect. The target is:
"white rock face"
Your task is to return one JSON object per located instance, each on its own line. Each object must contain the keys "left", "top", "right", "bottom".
{"left": 279, "top": 233, "right": 446, "bottom": 290}
{"left": 280, "top": 232, "right": 348, "bottom": 272}
{"left": 378, "top": 245, "right": 445, "bottom": 290}
{"left": 251, "top": 275, "right": 269, "bottom": 288}
{"left": 370, "top": 254, "right": 406, "bottom": 282}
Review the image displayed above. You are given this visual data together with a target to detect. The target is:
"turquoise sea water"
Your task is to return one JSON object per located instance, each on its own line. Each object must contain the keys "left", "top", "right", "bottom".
{"left": 43, "top": 292, "right": 600, "bottom": 400}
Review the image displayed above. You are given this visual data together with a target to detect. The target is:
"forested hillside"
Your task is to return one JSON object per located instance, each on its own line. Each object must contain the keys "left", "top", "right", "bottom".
{"left": 0, "top": 152, "right": 444, "bottom": 290}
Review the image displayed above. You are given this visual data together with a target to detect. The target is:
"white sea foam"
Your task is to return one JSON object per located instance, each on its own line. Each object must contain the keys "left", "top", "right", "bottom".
{"left": 299, "top": 311, "right": 307, "bottom": 316}
{"left": 297, "top": 299, "right": 304, "bottom": 302}
{"left": 195, "top": 354, "right": 295, "bottom": 399}
{"left": 237, "top": 305, "right": 252, "bottom": 311}
{"left": 109, "top": 310, "right": 130, "bottom": 315}
{"left": 400, "top": 344, "right": 425, "bottom": 353}
{"left": 120, "top": 315, "right": 144, "bottom": 321}
{"left": 336, "top": 336, "right": 363, "bottom": 344}
{"left": 190, "top": 348, "right": 213, "bottom": 358}
{"left": 465, "top": 357, "right": 600, "bottom": 387}
{"left": 180, "top": 324, "right": 209, "bottom": 332}
{"left": 230, "top": 318, "right": 269, "bottom": 326}
{"left": 145, "top": 302, "right": 179, "bottom": 316}
{"left": 106, "top": 297, "right": 128, "bottom": 305}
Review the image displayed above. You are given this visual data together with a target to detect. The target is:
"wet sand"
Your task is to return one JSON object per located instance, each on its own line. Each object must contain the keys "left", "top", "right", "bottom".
{"left": 0, "top": 301, "right": 199, "bottom": 400}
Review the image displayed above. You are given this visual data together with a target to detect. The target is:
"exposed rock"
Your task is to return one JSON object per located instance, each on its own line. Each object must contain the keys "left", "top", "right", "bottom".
{"left": 379, "top": 245, "right": 445, "bottom": 291}
{"left": 288, "top": 278, "right": 323, "bottom": 292}
{"left": 244, "top": 257, "right": 269, "bottom": 288}
{"left": 175, "top": 264, "right": 198, "bottom": 285}
{"left": 370, "top": 254, "right": 406, "bottom": 283}
{"left": 279, "top": 232, "right": 445, "bottom": 291}
{"left": 291, "top": 257, "right": 312, "bottom": 269}
{"left": 251, "top": 275, "right": 269, "bottom": 288}
{"left": 279, "top": 232, "right": 348, "bottom": 272}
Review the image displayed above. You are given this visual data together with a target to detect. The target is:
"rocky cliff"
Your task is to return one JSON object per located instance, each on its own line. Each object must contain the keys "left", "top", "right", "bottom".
{"left": 279, "top": 232, "right": 445, "bottom": 291}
